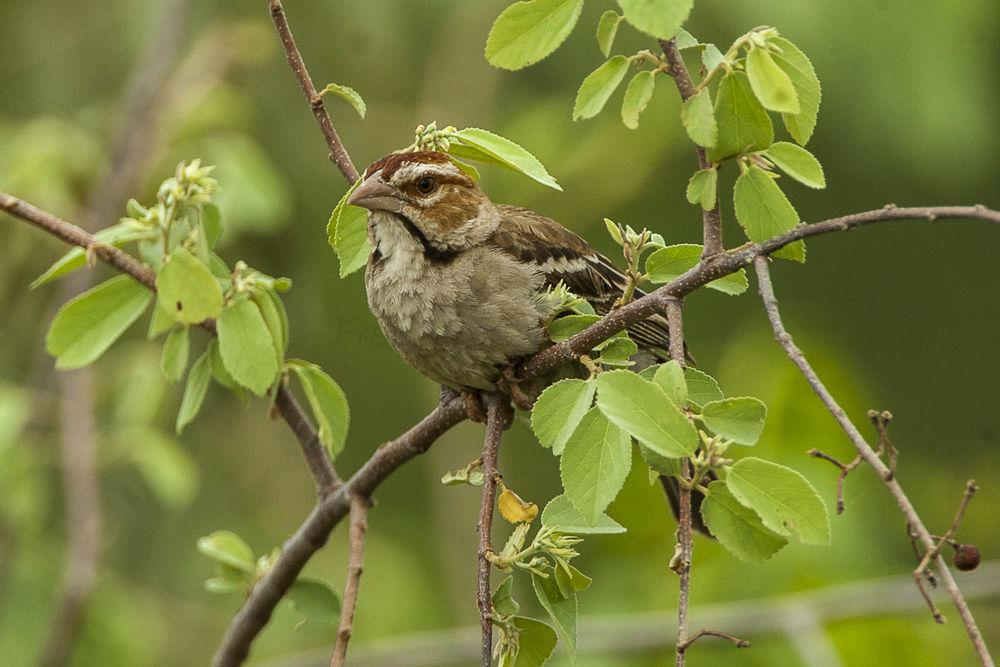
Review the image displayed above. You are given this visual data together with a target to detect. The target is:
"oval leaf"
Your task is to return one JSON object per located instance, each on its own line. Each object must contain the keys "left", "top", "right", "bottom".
{"left": 770, "top": 37, "right": 821, "bottom": 145}
{"left": 680, "top": 88, "right": 717, "bottom": 147}
{"left": 652, "top": 360, "right": 687, "bottom": 407}
{"left": 46, "top": 275, "right": 152, "bottom": 369}
{"left": 596, "top": 370, "right": 697, "bottom": 457}
{"left": 197, "top": 530, "right": 255, "bottom": 572}
{"left": 645, "top": 243, "right": 748, "bottom": 295}
{"left": 449, "top": 128, "right": 561, "bottom": 191}
{"left": 217, "top": 298, "right": 279, "bottom": 395}
{"left": 746, "top": 47, "right": 800, "bottom": 114}
{"left": 621, "top": 70, "right": 656, "bottom": 129}
{"left": 595, "top": 10, "right": 622, "bottom": 57}
{"left": 763, "top": 141, "right": 826, "bottom": 188}
{"left": 328, "top": 180, "right": 370, "bottom": 278}
{"left": 684, "top": 367, "right": 724, "bottom": 408}
{"left": 734, "top": 165, "right": 800, "bottom": 242}
{"left": 176, "top": 349, "right": 211, "bottom": 434}
{"left": 287, "top": 360, "right": 350, "bottom": 459}
{"left": 617, "top": 0, "right": 693, "bottom": 39}
{"left": 509, "top": 616, "right": 558, "bottom": 666}
{"left": 725, "top": 457, "right": 831, "bottom": 545}
{"left": 701, "top": 480, "right": 788, "bottom": 562}
{"left": 531, "top": 571, "right": 577, "bottom": 658}
{"left": 531, "top": 378, "right": 596, "bottom": 455}
{"left": 31, "top": 222, "right": 155, "bottom": 289}
{"left": 560, "top": 408, "right": 631, "bottom": 522}
{"left": 155, "top": 248, "right": 224, "bottom": 325}
{"left": 708, "top": 71, "right": 774, "bottom": 161}
{"left": 161, "top": 326, "right": 190, "bottom": 383}
{"left": 701, "top": 396, "right": 766, "bottom": 445}
{"left": 485, "top": 0, "right": 584, "bottom": 70}
{"left": 541, "top": 494, "right": 626, "bottom": 534}
{"left": 685, "top": 168, "right": 718, "bottom": 212}
{"left": 287, "top": 577, "right": 341, "bottom": 625}
{"left": 573, "top": 56, "right": 631, "bottom": 121}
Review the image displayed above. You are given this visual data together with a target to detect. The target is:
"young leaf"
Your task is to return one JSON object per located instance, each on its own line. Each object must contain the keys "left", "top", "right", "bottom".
{"left": 493, "top": 576, "right": 520, "bottom": 617}
{"left": 674, "top": 28, "right": 700, "bottom": 50}
{"left": 763, "top": 141, "right": 826, "bottom": 188}
{"left": 485, "top": 0, "right": 585, "bottom": 71}
{"left": 684, "top": 367, "right": 724, "bottom": 408}
{"left": 594, "top": 336, "right": 637, "bottom": 367}
{"left": 251, "top": 290, "right": 287, "bottom": 370}
{"left": 508, "top": 616, "right": 558, "bottom": 666}
{"left": 531, "top": 378, "right": 596, "bottom": 455}
{"left": 560, "top": 408, "right": 631, "bottom": 522}
{"left": 769, "top": 37, "right": 821, "bottom": 145}
{"left": 621, "top": 70, "right": 656, "bottom": 129}
{"left": 155, "top": 248, "right": 224, "bottom": 325}
{"left": 725, "top": 457, "right": 831, "bottom": 545}
{"left": 541, "top": 494, "right": 626, "bottom": 534}
{"left": 685, "top": 168, "right": 718, "bottom": 212}
{"left": 734, "top": 165, "right": 800, "bottom": 242}
{"left": 709, "top": 71, "right": 773, "bottom": 161}
{"left": 197, "top": 530, "right": 255, "bottom": 572}
{"left": 147, "top": 300, "right": 176, "bottom": 339}
{"left": 531, "top": 571, "right": 577, "bottom": 659}
{"left": 701, "top": 396, "right": 766, "bottom": 445}
{"left": 201, "top": 202, "right": 223, "bottom": 249}
{"left": 176, "top": 349, "right": 211, "bottom": 434}
{"left": 45, "top": 275, "right": 152, "bottom": 369}
{"left": 328, "top": 180, "right": 370, "bottom": 278}
{"left": 595, "top": 10, "right": 622, "bottom": 57}
{"left": 287, "top": 577, "right": 341, "bottom": 625}
{"left": 701, "top": 43, "right": 725, "bottom": 71}
{"left": 318, "top": 82, "right": 366, "bottom": 118}
{"left": 701, "top": 480, "right": 787, "bottom": 562}
{"left": 680, "top": 89, "right": 717, "bottom": 147}
{"left": 449, "top": 128, "right": 561, "bottom": 191}
{"left": 638, "top": 442, "right": 681, "bottom": 476}
{"left": 645, "top": 243, "right": 748, "bottom": 296}
{"left": 287, "top": 359, "right": 350, "bottom": 460}
{"left": 573, "top": 56, "right": 631, "bottom": 121}
{"left": 161, "top": 326, "right": 190, "bottom": 383}
{"left": 596, "top": 370, "right": 697, "bottom": 457}
{"left": 745, "top": 47, "right": 800, "bottom": 114}
{"left": 652, "top": 360, "right": 687, "bottom": 406}
{"left": 216, "top": 298, "right": 280, "bottom": 395}
{"left": 617, "top": 0, "right": 693, "bottom": 39}
{"left": 30, "top": 222, "right": 155, "bottom": 289}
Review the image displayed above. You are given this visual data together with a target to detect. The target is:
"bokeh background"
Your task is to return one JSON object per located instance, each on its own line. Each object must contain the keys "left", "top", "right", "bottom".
{"left": 1, "top": 1, "right": 998, "bottom": 665}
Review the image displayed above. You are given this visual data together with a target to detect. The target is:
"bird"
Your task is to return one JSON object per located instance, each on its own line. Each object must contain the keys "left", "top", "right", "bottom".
{"left": 348, "top": 150, "right": 708, "bottom": 533}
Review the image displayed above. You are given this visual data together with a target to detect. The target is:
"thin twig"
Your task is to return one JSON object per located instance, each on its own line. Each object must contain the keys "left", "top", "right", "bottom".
{"left": 331, "top": 496, "right": 371, "bottom": 667}
{"left": 753, "top": 255, "right": 993, "bottom": 666}
{"left": 660, "top": 38, "right": 723, "bottom": 258}
{"left": 476, "top": 394, "right": 509, "bottom": 666}
{"left": 807, "top": 448, "right": 863, "bottom": 515}
{"left": 268, "top": 0, "right": 359, "bottom": 183}
{"left": 677, "top": 628, "right": 751, "bottom": 653}
{"left": 673, "top": 459, "right": 693, "bottom": 667}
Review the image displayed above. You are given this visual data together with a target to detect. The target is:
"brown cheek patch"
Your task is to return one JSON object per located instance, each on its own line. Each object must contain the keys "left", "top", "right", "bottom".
{"left": 421, "top": 188, "right": 481, "bottom": 231}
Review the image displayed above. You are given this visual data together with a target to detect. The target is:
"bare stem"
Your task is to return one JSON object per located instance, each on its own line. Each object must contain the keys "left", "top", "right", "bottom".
{"left": 677, "top": 628, "right": 751, "bottom": 653}
{"left": 477, "top": 394, "right": 510, "bottom": 666}
{"left": 807, "top": 448, "right": 863, "bottom": 515}
{"left": 754, "top": 255, "right": 994, "bottom": 667}
{"left": 331, "top": 496, "right": 371, "bottom": 667}
{"left": 674, "top": 459, "right": 693, "bottom": 667}
{"left": 268, "top": 0, "right": 359, "bottom": 183}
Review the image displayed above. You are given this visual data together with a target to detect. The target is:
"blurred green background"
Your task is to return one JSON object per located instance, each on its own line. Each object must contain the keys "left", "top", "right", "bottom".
{"left": 0, "top": 1, "right": 997, "bottom": 665}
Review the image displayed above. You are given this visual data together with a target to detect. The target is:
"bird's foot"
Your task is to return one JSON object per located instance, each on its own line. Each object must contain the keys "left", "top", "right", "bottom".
{"left": 499, "top": 366, "right": 536, "bottom": 411}
{"left": 462, "top": 390, "right": 488, "bottom": 423}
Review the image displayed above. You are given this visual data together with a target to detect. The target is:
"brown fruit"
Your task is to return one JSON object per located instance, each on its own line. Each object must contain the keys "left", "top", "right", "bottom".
{"left": 953, "top": 544, "right": 981, "bottom": 571}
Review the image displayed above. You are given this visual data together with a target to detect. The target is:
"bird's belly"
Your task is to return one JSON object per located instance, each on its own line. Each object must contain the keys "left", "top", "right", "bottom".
{"left": 365, "top": 248, "right": 550, "bottom": 390}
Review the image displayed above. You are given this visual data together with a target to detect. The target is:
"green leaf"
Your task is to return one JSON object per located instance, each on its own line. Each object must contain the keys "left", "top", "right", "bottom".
{"left": 680, "top": 89, "right": 717, "bottom": 147}
{"left": 770, "top": 37, "right": 821, "bottom": 145}
{"left": 176, "top": 349, "right": 211, "bottom": 434}
{"left": 745, "top": 47, "right": 800, "bottom": 114}
{"left": 287, "top": 360, "right": 350, "bottom": 460}
{"left": 594, "top": 335, "right": 637, "bottom": 367}
{"left": 596, "top": 370, "right": 697, "bottom": 457}
{"left": 287, "top": 577, "right": 341, "bottom": 625}
{"left": 684, "top": 367, "right": 723, "bottom": 408}
{"left": 701, "top": 480, "right": 787, "bottom": 562}
{"left": 205, "top": 564, "right": 253, "bottom": 594}
{"left": 492, "top": 576, "right": 520, "bottom": 617}
{"left": 507, "top": 616, "right": 558, "bottom": 667}
{"left": 485, "top": 0, "right": 584, "bottom": 70}
{"left": 595, "top": 10, "right": 622, "bottom": 57}
{"left": 674, "top": 28, "right": 700, "bottom": 50}
{"left": 774, "top": 239, "right": 807, "bottom": 263}
{"left": 638, "top": 442, "right": 681, "bottom": 476}
{"left": 45, "top": 275, "right": 152, "bottom": 369}
{"left": 547, "top": 314, "right": 601, "bottom": 342}
{"left": 652, "top": 360, "right": 687, "bottom": 406}
{"left": 161, "top": 326, "right": 190, "bottom": 383}
{"left": 251, "top": 290, "right": 287, "bottom": 369}
{"left": 763, "top": 141, "right": 826, "bottom": 189}
{"left": 531, "top": 378, "right": 596, "bottom": 455}
{"left": 560, "top": 408, "right": 631, "bottom": 522}
{"left": 702, "top": 43, "right": 725, "bottom": 71}
{"left": 617, "top": 0, "right": 693, "bottom": 39}
{"left": 201, "top": 202, "right": 223, "bottom": 249}
{"left": 197, "top": 530, "right": 254, "bottom": 572}
{"left": 450, "top": 128, "right": 561, "bottom": 191}
{"left": 573, "top": 56, "right": 631, "bottom": 121}
{"left": 701, "top": 396, "right": 766, "bottom": 445}
{"left": 644, "top": 243, "right": 748, "bottom": 295}
{"left": 216, "top": 298, "right": 280, "bottom": 395}
{"left": 30, "top": 221, "right": 156, "bottom": 289}
{"left": 155, "top": 248, "right": 224, "bottom": 325}
{"left": 708, "top": 71, "right": 773, "bottom": 161}
{"left": 734, "top": 165, "right": 800, "bottom": 243}
{"left": 725, "top": 457, "right": 831, "bottom": 545}
{"left": 541, "top": 494, "right": 626, "bottom": 534}
{"left": 621, "top": 70, "right": 656, "bottom": 129}
{"left": 318, "top": 82, "right": 366, "bottom": 118}
{"left": 532, "top": 570, "right": 576, "bottom": 659}
{"left": 685, "top": 168, "right": 718, "bottom": 212}
{"left": 327, "top": 180, "right": 371, "bottom": 278}
{"left": 147, "top": 300, "right": 176, "bottom": 339}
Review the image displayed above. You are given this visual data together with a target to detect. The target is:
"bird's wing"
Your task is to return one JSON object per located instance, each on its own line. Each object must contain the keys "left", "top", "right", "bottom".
{"left": 488, "top": 205, "right": 672, "bottom": 355}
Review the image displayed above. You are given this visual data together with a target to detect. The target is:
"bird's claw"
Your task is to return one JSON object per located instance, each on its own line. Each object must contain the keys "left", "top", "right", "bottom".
{"left": 462, "top": 391, "right": 488, "bottom": 423}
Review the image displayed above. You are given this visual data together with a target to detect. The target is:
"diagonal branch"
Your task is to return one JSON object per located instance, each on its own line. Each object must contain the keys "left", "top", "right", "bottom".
{"left": 753, "top": 255, "right": 994, "bottom": 667}
{"left": 330, "top": 495, "right": 371, "bottom": 667}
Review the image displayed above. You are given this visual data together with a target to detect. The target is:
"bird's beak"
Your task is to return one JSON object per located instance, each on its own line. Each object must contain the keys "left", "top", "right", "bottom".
{"left": 348, "top": 171, "right": 403, "bottom": 213}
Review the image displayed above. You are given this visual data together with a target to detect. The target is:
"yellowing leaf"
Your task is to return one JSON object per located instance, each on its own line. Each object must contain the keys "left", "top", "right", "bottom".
{"left": 498, "top": 488, "right": 539, "bottom": 524}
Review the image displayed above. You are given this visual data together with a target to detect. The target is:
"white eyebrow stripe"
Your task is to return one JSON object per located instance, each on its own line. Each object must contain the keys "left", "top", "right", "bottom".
{"left": 392, "top": 162, "right": 461, "bottom": 183}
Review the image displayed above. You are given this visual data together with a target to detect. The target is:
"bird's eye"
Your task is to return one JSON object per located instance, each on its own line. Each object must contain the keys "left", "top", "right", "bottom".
{"left": 416, "top": 176, "right": 436, "bottom": 194}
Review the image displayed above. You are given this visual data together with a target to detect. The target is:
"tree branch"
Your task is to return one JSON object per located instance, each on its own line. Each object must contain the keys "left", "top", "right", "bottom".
{"left": 753, "top": 255, "right": 994, "bottom": 667}
{"left": 268, "top": 0, "right": 359, "bottom": 183}
{"left": 660, "top": 38, "right": 723, "bottom": 257}
{"left": 476, "top": 395, "right": 508, "bottom": 666}
{"left": 330, "top": 496, "right": 371, "bottom": 667}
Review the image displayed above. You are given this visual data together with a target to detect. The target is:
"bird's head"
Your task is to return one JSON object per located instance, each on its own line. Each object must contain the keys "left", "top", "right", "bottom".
{"left": 349, "top": 151, "right": 499, "bottom": 255}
